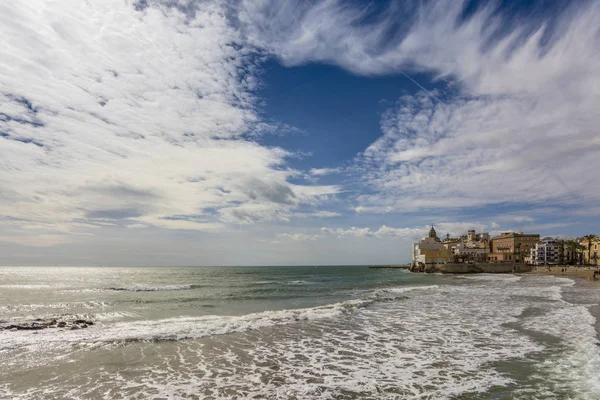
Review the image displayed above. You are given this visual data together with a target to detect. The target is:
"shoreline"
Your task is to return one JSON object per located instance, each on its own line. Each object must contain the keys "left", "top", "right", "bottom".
{"left": 527, "top": 267, "right": 600, "bottom": 339}
{"left": 528, "top": 266, "right": 600, "bottom": 286}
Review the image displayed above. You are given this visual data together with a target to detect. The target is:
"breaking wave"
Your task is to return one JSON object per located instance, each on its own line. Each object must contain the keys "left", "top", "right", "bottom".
{"left": 105, "top": 284, "right": 197, "bottom": 292}
{"left": 0, "top": 299, "right": 376, "bottom": 350}
{"left": 372, "top": 285, "right": 440, "bottom": 298}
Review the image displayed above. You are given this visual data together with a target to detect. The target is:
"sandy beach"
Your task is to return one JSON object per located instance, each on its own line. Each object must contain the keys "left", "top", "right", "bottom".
{"left": 529, "top": 266, "right": 600, "bottom": 286}
{"left": 529, "top": 266, "right": 600, "bottom": 338}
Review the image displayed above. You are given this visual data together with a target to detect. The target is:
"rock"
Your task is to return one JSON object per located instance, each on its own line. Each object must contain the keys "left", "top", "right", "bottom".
{"left": 74, "top": 319, "right": 94, "bottom": 326}
{"left": 1, "top": 318, "right": 94, "bottom": 332}
{"left": 424, "top": 265, "right": 438, "bottom": 274}
{"left": 17, "top": 323, "right": 45, "bottom": 330}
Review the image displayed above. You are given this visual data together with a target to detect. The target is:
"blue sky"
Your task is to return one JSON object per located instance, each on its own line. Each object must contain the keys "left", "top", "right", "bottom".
{"left": 0, "top": 0, "right": 599, "bottom": 266}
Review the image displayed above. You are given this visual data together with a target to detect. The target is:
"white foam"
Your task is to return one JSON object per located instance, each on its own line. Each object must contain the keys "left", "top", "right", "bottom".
{"left": 383, "top": 284, "right": 440, "bottom": 294}
{"left": 522, "top": 304, "right": 600, "bottom": 398}
{"left": 0, "top": 284, "right": 52, "bottom": 289}
{"left": 0, "top": 299, "right": 373, "bottom": 352}
{"left": 2, "top": 273, "right": 597, "bottom": 399}
{"left": 0, "top": 300, "right": 110, "bottom": 313}
{"left": 13, "top": 280, "right": 542, "bottom": 399}
{"left": 461, "top": 274, "right": 523, "bottom": 282}
{"left": 105, "top": 284, "right": 193, "bottom": 292}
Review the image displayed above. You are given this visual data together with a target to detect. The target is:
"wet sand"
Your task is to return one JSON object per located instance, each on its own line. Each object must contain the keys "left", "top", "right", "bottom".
{"left": 529, "top": 266, "right": 600, "bottom": 337}
{"left": 529, "top": 266, "right": 600, "bottom": 286}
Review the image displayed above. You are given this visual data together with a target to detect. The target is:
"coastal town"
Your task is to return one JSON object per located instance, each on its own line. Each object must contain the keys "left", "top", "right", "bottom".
{"left": 412, "top": 226, "right": 600, "bottom": 267}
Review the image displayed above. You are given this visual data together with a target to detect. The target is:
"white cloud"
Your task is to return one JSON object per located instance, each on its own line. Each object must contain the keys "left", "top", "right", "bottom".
{"left": 0, "top": 234, "right": 73, "bottom": 247}
{"left": 240, "top": 0, "right": 600, "bottom": 214}
{"left": 0, "top": 0, "right": 337, "bottom": 238}
{"left": 496, "top": 215, "right": 535, "bottom": 223}
{"left": 309, "top": 167, "right": 341, "bottom": 176}
{"left": 278, "top": 233, "right": 322, "bottom": 241}
{"left": 2, "top": 0, "right": 598, "bottom": 262}
{"left": 320, "top": 222, "right": 486, "bottom": 240}
{"left": 293, "top": 210, "right": 340, "bottom": 219}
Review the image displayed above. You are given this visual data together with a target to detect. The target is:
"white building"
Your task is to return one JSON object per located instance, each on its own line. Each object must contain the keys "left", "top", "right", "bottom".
{"left": 412, "top": 226, "right": 453, "bottom": 265}
{"left": 530, "top": 237, "right": 559, "bottom": 265}
{"left": 453, "top": 243, "right": 489, "bottom": 262}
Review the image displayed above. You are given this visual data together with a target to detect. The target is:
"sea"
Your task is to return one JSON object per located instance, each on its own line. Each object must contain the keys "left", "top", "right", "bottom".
{"left": 0, "top": 265, "right": 599, "bottom": 399}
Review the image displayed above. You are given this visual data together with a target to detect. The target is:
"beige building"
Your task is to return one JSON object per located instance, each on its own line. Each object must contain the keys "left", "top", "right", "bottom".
{"left": 488, "top": 232, "right": 540, "bottom": 262}
{"left": 580, "top": 237, "right": 600, "bottom": 266}
{"left": 412, "top": 226, "right": 454, "bottom": 265}
{"left": 454, "top": 242, "right": 489, "bottom": 262}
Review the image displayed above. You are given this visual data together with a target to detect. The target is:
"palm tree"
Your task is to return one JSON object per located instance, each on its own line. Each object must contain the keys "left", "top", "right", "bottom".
{"left": 577, "top": 243, "right": 586, "bottom": 265}
{"left": 558, "top": 240, "right": 565, "bottom": 265}
{"left": 583, "top": 234, "right": 598, "bottom": 265}
{"left": 567, "top": 241, "right": 584, "bottom": 265}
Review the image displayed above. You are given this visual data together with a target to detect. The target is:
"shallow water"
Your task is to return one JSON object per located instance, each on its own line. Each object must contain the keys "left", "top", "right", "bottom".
{"left": 0, "top": 266, "right": 599, "bottom": 399}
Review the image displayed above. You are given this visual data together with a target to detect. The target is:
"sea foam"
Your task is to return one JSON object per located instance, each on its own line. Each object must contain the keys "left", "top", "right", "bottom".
{"left": 105, "top": 284, "right": 194, "bottom": 292}
{"left": 0, "top": 298, "right": 374, "bottom": 353}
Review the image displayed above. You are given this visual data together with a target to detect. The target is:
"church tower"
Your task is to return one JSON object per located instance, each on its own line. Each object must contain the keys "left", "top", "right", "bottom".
{"left": 428, "top": 225, "right": 439, "bottom": 241}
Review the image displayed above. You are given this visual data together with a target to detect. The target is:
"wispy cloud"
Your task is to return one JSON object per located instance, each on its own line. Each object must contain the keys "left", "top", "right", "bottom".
{"left": 278, "top": 233, "right": 322, "bottom": 241}
{"left": 309, "top": 167, "right": 342, "bottom": 176}
{"left": 0, "top": 0, "right": 338, "bottom": 242}
{"left": 2, "top": 0, "right": 598, "bottom": 262}
{"left": 241, "top": 0, "right": 600, "bottom": 214}
{"left": 320, "top": 221, "right": 487, "bottom": 240}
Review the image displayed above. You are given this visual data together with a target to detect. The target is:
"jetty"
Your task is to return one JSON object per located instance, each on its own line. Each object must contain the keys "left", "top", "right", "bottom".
{"left": 369, "top": 264, "right": 411, "bottom": 269}
{"left": 409, "top": 263, "right": 532, "bottom": 274}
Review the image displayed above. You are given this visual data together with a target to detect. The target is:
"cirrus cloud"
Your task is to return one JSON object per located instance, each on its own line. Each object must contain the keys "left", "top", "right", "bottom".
{"left": 0, "top": 0, "right": 338, "bottom": 246}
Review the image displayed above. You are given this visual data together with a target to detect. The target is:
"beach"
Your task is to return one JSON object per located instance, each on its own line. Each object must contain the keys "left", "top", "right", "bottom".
{"left": 530, "top": 266, "right": 600, "bottom": 284}
{"left": 529, "top": 266, "right": 600, "bottom": 339}
{"left": 1, "top": 266, "right": 599, "bottom": 399}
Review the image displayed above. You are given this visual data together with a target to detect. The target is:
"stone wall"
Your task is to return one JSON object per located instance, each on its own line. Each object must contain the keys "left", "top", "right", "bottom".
{"left": 411, "top": 263, "right": 532, "bottom": 274}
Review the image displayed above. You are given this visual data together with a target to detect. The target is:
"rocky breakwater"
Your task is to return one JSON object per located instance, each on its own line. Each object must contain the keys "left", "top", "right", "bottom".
{"left": 410, "top": 263, "right": 532, "bottom": 274}
{"left": 0, "top": 318, "right": 94, "bottom": 331}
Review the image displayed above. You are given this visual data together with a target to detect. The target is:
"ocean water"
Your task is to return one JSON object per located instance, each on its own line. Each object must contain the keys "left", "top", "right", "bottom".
{"left": 0, "top": 266, "right": 599, "bottom": 399}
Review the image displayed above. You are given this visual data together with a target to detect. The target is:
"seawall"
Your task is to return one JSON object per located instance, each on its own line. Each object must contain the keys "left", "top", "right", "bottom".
{"left": 412, "top": 263, "right": 532, "bottom": 274}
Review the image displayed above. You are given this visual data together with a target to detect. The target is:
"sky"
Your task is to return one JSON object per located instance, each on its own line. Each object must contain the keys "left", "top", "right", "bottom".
{"left": 1, "top": 0, "right": 599, "bottom": 266}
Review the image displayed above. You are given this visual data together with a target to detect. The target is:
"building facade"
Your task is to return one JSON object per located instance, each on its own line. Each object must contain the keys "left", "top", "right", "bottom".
{"left": 453, "top": 243, "right": 489, "bottom": 262}
{"left": 412, "top": 226, "right": 453, "bottom": 265}
{"left": 581, "top": 237, "right": 600, "bottom": 266}
{"left": 488, "top": 232, "right": 540, "bottom": 262}
{"left": 530, "top": 237, "right": 560, "bottom": 265}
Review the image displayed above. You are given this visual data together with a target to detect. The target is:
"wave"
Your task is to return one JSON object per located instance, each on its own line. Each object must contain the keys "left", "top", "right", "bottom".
{"left": 105, "top": 284, "right": 197, "bottom": 292}
{"left": 372, "top": 285, "right": 440, "bottom": 298}
{"left": 384, "top": 285, "right": 440, "bottom": 293}
{"left": 521, "top": 302, "right": 600, "bottom": 397}
{"left": 0, "top": 284, "right": 52, "bottom": 289}
{"left": 459, "top": 274, "right": 523, "bottom": 282}
{"left": 0, "top": 300, "right": 110, "bottom": 313}
{"left": 0, "top": 299, "right": 376, "bottom": 349}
